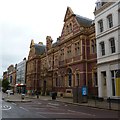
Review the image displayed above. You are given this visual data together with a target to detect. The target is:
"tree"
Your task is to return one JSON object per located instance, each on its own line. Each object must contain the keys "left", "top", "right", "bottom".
{"left": 2, "top": 79, "right": 10, "bottom": 92}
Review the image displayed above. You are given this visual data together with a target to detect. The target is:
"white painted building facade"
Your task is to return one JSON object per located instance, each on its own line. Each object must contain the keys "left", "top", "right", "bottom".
{"left": 94, "top": 1, "right": 120, "bottom": 99}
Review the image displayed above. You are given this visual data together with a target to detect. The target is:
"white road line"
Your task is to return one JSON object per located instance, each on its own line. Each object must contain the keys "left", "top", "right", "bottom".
{"left": 19, "top": 107, "right": 29, "bottom": 112}
{"left": 37, "top": 112, "right": 71, "bottom": 115}
{"left": 37, "top": 102, "right": 42, "bottom": 104}
{"left": 67, "top": 110, "right": 96, "bottom": 116}
{"left": 43, "top": 99, "right": 48, "bottom": 101}
{"left": 12, "top": 103, "right": 16, "bottom": 105}
{"left": 48, "top": 103, "right": 59, "bottom": 106}
{"left": 2, "top": 105, "right": 11, "bottom": 110}
{"left": 30, "top": 107, "right": 46, "bottom": 110}
{"left": 36, "top": 113, "right": 47, "bottom": 118}
{"left": 47, "top": 105, "right": 58, "bottom": 109}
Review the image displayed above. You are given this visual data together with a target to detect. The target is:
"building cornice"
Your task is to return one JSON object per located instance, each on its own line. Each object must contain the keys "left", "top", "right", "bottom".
{"left": 94, "top": 2, "right": 114, "bottom": 16}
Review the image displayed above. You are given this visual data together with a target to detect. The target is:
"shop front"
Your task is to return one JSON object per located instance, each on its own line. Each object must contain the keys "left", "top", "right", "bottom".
{"left": 15, "top": 84, "right": 26, "bottom": 94}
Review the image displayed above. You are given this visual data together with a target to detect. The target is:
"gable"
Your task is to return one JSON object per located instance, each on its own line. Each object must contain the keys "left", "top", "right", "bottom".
{"left": 64, "top": 7, "right": 74, "bottom": 22}
{"left": 60, "top": 7, "right": 93, "bottom": 41}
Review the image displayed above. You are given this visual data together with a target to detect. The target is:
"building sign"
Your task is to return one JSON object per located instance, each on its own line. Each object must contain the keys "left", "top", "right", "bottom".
{"left": 82, "top": 86, "right": 88, "bottom": 96}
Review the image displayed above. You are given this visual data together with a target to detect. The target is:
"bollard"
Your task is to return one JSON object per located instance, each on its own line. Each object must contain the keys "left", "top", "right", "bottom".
{"left": 108, "top": 97, "right": 111, "bottom": 110}
{"left": 37, "top": 95, "right": 39, "bottom": 99}
{"left": 95, "top": 96, "right": 96, "bottom": 106}
{"left": 21, "top": 94, "right": 25, "bottom": 100}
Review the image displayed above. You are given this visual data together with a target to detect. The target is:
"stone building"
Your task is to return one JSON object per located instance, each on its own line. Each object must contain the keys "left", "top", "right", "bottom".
{"left": 7, "top": 64, "right": 16, "bottom": 91}
{"left": 26, "top": 40, "right": 45, "bottom": 95}
{"left": 40, "top": 7, "right": 97, "bottom": 98}
{"left": 94, "top": 0, "right": 120, "bottom": 99}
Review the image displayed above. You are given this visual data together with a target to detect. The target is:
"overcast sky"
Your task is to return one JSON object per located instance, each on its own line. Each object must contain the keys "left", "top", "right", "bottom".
{"left": 0, "top": 0, "right": 97, "bottom": 78}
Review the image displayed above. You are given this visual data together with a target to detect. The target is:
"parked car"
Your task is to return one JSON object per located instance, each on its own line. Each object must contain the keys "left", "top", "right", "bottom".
{"left": 6, "top": 90, "right": 14, "bottom": 95}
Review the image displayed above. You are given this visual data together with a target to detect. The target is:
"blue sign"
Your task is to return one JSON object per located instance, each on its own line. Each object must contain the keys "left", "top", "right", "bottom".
{"left": 82, "top": 86, "right": 88, "bottom": 96}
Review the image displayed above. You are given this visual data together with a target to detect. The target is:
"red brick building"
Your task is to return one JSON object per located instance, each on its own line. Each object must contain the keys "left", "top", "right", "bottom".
{"left": 40, "top": 7, "right": 97, "bottom": 98}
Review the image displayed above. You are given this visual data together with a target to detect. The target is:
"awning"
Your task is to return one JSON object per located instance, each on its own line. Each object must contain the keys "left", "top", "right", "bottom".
{"left": 15, "top": 83, "right": 26, "bottom": 86}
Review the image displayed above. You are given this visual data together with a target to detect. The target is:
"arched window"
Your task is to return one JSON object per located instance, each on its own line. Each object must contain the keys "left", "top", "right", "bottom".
{"left": 68, "top": 68, "right": 72, "bottom": 87}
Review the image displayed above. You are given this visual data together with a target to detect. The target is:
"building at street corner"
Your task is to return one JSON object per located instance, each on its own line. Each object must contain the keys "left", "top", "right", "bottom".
{"left": 16, "top": 58, "right": 27, "bottom": 94}
{"left": 26, "top": 40, "right": 45, "bottom": 95}
{"left": 40, "top": 7, "right": 97, "bottom": 99}
{"left": 94, "top": 0, "right": 120, "bottom": 99}
{"left": 7, "top": 64, "right": 16, "bottom": 92}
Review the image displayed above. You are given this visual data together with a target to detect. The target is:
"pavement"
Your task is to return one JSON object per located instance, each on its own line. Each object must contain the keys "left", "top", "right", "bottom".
{"left": 2, "top": 93, "right": 120, "bottom": 111}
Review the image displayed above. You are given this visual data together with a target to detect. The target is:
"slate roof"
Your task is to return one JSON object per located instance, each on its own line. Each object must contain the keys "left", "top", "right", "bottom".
{"left": 34, "top": 44, "right": 45, "bottom": 55}
{"left": 52, "top": 41, "right": 59, "bottom": 47}
{"left": 75, "top": 14, "right": 93, "bottom": 27}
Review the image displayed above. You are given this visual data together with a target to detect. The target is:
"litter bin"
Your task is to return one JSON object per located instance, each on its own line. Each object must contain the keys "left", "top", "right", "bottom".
{"left": 51, "top": 92, "right": 57, "bottom": 100}
{"left": 21, "top": 94, "right": 25, "bottom": 100}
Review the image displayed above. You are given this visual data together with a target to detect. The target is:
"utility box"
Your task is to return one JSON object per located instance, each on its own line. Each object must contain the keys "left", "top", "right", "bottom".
{"left": 81, "top": 86, "right": 88, "bottom": 103}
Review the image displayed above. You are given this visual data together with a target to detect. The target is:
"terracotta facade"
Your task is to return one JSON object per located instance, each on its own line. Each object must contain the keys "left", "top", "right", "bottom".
{"left": 26, "top": 40, "right": 45, "bottom": 95}
{"left": 39, "top": 7, "right": 97, "bottom": 97}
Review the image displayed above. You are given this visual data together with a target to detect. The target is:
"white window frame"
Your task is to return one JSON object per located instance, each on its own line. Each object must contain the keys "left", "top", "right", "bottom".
{"left": 98, "top": 19, "right": 104, "bottom": 33}
{"left": 107, "top": 14, "right": 113, "bottom": 28}
{"left": 109, "top": 37, "right": 116, "bottom": 54}
{"left": 99, "top": 41, "right": 105, "bottom": 56}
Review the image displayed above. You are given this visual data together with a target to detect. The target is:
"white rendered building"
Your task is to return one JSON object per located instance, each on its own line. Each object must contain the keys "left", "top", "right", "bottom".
{"left": 94, "top": 0, "right": 120, "bottom": 99}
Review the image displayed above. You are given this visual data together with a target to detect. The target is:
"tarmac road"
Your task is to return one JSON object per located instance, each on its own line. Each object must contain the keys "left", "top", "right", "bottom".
{"left": 2, "top": 98, "right": 119, "bottom": 119}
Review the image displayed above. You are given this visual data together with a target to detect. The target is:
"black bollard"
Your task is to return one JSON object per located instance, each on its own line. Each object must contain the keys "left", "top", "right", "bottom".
{"left": 95, "top": 96, "right": 96, "bottom": 106}
{"left": 108, "top": 97, "right": 111, "bottom": 109}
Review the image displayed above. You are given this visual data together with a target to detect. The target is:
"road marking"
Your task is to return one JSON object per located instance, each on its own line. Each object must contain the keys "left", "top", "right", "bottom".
{"left": 37, "top": 112, "right": 71, "bottom": 115}
{"left": 1, "top": 105, "right": 11, "bottom": 110}
{"left": 36, "top": 113, "right": 47, "bottom": 118}
{"left": 19, "top": 107, "right": 29, "bottom": 112}
{"left": 43, "top": 99, "right": 48, "bottom": 101}
{"left": 32, "top": 108, "right": 46, "bottom": 109}
{"left": 65, "top": 104, "right": 68, "bottom": 106}
{"left": 47, "top": 105, "right": 58, "bottom": 109}
{"left": 67, "top": 110, "right": 96, "bottom": 116}
{"left": 48, "top": 103, "right": 59, "bottom": 106}
{"left": 12, "top": 103, "right": 16, "bottom": 105}
{"left": 37, "top": 102, "right": 42, "bottom": 104}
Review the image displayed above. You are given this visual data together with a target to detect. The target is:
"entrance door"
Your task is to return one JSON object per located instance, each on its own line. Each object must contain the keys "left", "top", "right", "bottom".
{"left": 101, "top": 72, "right": 107, "bottom": 97}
